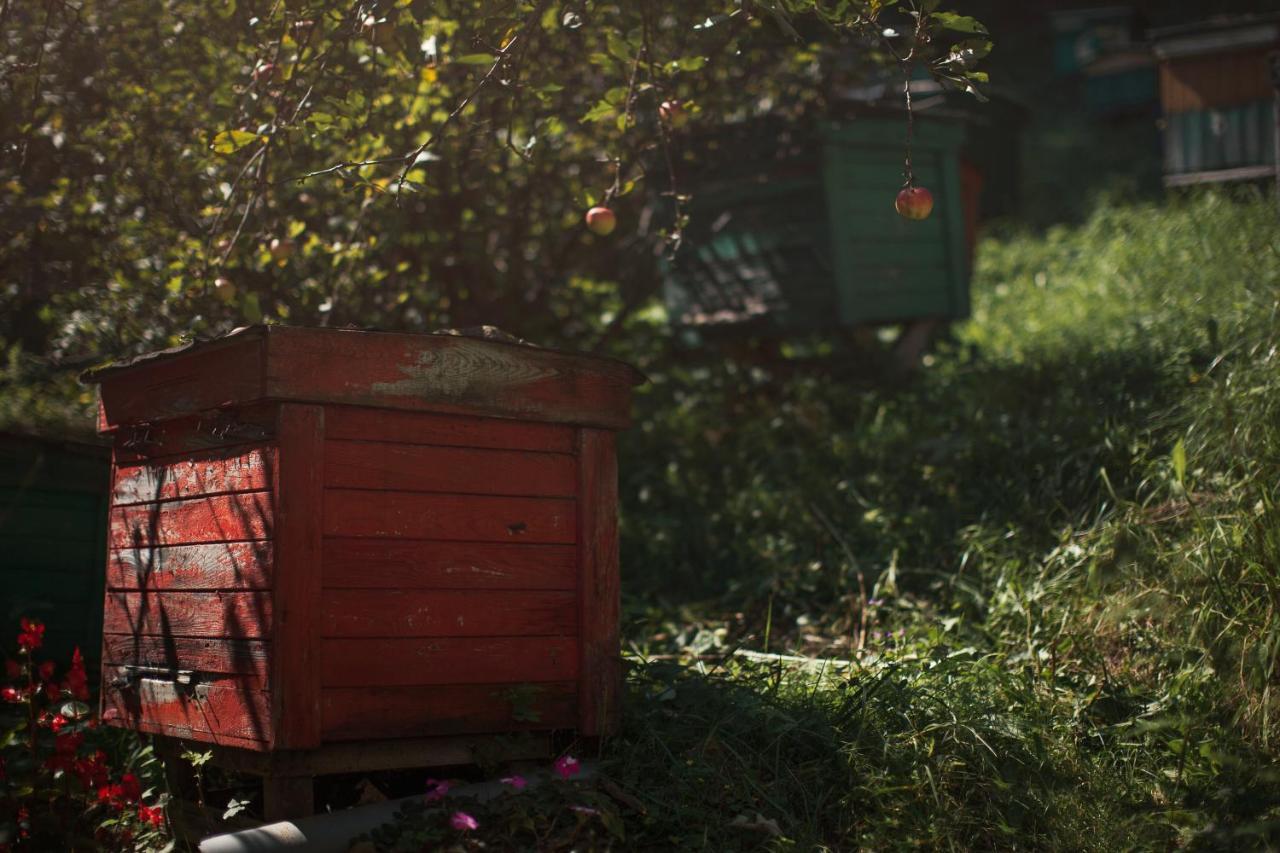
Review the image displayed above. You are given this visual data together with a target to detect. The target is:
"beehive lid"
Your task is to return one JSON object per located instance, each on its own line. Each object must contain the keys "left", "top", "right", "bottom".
{"left": 82, "top": 325, "right": 646, "bottom": 431}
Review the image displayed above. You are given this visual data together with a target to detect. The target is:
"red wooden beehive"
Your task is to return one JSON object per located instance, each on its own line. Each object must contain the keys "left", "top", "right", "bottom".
{"left": 83, "top": 325, "right": 642, "bottom": 814}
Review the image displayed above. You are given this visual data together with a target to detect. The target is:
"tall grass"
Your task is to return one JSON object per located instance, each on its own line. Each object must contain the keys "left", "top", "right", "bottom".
{"left": 603, "top": 189, "right": 1280, "bottom": 850}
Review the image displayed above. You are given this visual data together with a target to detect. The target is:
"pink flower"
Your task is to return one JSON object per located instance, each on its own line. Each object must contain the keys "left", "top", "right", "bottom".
{"left": 424, "top": 778, "right": 451, "bottom": 802}
{"left": 449, "top": 811, "right": 478, "bottom": 831}
{"left": 500, "top": 774, "right": 527, "bottom": 790}
{"left": 553, "top": 755, "right": 581, "bottom": 779}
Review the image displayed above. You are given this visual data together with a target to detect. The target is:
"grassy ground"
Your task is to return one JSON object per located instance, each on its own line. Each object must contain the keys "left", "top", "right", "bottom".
{"left": 572, "top": 189, "right": 1278, "bottom": 851}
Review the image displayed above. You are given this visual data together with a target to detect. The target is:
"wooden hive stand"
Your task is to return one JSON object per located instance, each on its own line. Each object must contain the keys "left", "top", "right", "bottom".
{"left": 81, "top": 325, "right": 644, "bottom": 821}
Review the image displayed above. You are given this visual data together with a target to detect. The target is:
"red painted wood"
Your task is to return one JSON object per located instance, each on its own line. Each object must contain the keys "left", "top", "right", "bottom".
{"left": 320, "top": 590, "right": 577, "bottom": 638}
{"left": 325, "top": 440, "right": 576, "bottom": 497}
{"left": 271, "top": 404, "right": 325, "bottom": 750}
{"left": 101, "top": 667, "right": 271, "bottom": 748}
{"left": 576, "top": 429, "right": 621, "bottom": 737}
{"left": 321, "top": 636, "right": 578, "bottom": 687}
{"left": 101, "top": 634, "right": 270, "bottom": 686}
{"left": 108, "top": 407, "right": 277, "bottom": 463}
{"left": 324, "top": 489, "right": 575, "bottom": 544}
{"left": 104, "top": 591, "right": 273, "bottom": 639}
{"left": 320, "top": 682, "right": 577, "bottom": 742}
{"left": 263, "top": 326, "right": 640, "bottom": 429}
{"left": 324, "top": 406, "right": 575, "bottom": 453}
{"left": 109, "top": 492, "right": 273, "bottom": 548}
{"left": 113, "top": 446, "right": 275, "bottom": 506}
{"left": 107, "top": 542, "right": 273, "bottom": 591}
{"left": 95, "top": 334, "right": 265, "bottom": 429}
{"left": 322, "top": 540, "right": 576, "bottom": 590}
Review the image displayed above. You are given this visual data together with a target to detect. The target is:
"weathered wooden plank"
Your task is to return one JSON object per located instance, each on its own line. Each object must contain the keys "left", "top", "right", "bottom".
{"left": 270, "top": 404, "right": 325, "bottom": 750}
{"left": 577, "top": 429, "right": 621, "bottom": 737}
{"left": 320, "top": 590, "right": 578, "bottom": 638}
{"left": 215, "top": 734, "right": 551, "bottom": 777}
{"left": 324, "top": 440, "right": 576, "bottom": 498}
{"left": 324, "top": 406, "right": 575, "bottom": 453}
{"left": 93, "top": 334, "right": 266, "bottom": 429}
{"left": 324, "top": 489, "right": 575, "bottom": 544}
{"left": 322, "top": 540, "right": 576, "bottom": 590}
{"left": 109, "top": 492, "right": 273, "bottom": 548}
{"left": 264, "top": 326, "right": 640, "bottom": 429}
{"left": 104, "top": 591, "right": 273, "bottom": 639}
{"left": 112, "top": 446, "right": 275, "bottom": 506}
{"left": 101, "top": 667, "right": 271, "bottom": 748}
{"left": 108, "top": 407, "right": 277, "bottom": 464}
{"left": 321, "top": 636, "right": 578, "bottom": 687}
{"left": 107, "top": 542, "right": 273, "bottom": 591}
{"left": 320, "top": 682, "right": 577, "bottom": 741}
{"left": 101, "top": 634, "right": 270, "bottom": 685}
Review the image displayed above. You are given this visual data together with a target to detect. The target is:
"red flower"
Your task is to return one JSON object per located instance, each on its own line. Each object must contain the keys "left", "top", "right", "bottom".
{"left": 120, "top": 773, "right": 142, "bottom": 803}
{"left": 0, "top": 685, "right": 21, "bottom": 703}
{"left": 37, "top": 660, "right": 55, "bottom": 682}
{"left": 55, "top": 731, "right": 84, "bottom": 755}
{"left": 17, "top": 618, "right": 44, "bottom": 653}
{"left": 74, "top": 750, "right": 110, "bottom": 788}
{"left": 137, "top": 804, "right": 164, "bottom": 828}
{"left": 49, "top": 713, "right": 68, "bottom": 733}
{"left": 64, "top": 647, "right": 89, "bottom": 701}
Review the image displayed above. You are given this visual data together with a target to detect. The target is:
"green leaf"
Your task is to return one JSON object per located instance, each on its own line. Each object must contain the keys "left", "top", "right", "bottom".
{"left": 930, "top": 12, "right": 988, "bottom": 35}
{"left": 581, "top": 100, "right": 617, "bottom": 124}
{"left": 210, "top": 129, "right": 261, "bottom": 154}
{"left": 1172, "top": 439, "right": 1187, "bottom": 487}
{"left": 454, "top": 53, "right": 494, "bottom": 65}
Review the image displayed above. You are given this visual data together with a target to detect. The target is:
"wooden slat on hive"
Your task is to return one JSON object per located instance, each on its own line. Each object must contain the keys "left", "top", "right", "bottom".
{"left": 320, "top": 589, "right": 578, "bottom": 638}
{"left": 112, "top": 446, "right": 275, "bottom": 506}
{"left": 322, "top": 540, "right": 576, "bottom": 590}
{"left": 109, "top": 492, "right": 273, "bottom": 548}
{"left": 263, "top": 326, "right": 639, "bottom": 430}
{"left": 101, "top": 666, "right": 271, "bottom": 749}
{"left": 325, "top": 441, "right": 576, "bottom": 497}
{"left": 324, "top": 490, "right": 575, "bottom": 543}
{"left": 320, "top": 682, "right": 577, "bottom": 741}
{"left": 107, "top": 542, "right": 273, "bottom": 591}
{"left": 104, "top": 591, "right": 273, "bottom": 639}
{"left": 271, "top": 403, "right": 325, "bottom": 750}
{"left": 325, "top": 406, "right": 575, "bottom": 453}
{"left": 93, "top": 333, "right": 266, "bottom": 429}
{"left": 321, "top": 636, "right": 578, "bottom": 687}
{"left": 101, "top": 634, "right": 270, "bottom": 687}
{"left": 577, "top": 429, "right": 621, "bottom": 738}
{"left": 108, "top": 406, "right": 277, "bottom": 464}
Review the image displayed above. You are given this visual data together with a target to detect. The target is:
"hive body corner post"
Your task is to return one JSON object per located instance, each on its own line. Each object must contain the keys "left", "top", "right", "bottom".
{"left": 576, "top": 428, "right": 621, "bottom": 740}
{"left": 268, "top": 403, "right": 325, "bottom": 818}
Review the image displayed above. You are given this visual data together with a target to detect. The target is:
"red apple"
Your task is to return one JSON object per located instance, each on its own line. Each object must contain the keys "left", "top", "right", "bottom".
{"left": 895, "top": 186, "right": 934, "bottom": 220}
{"left": 252, "top": 62, "right": 280, "bottom": 83}
{"left": 585, "top": 206, "right": 616, "bottom": 236}
{"left": 213, "top": 276, "right": 237, "bottom": 302}
{"left": 659, "top": 100, "right": 688, "bottom": 128}
{"left": 269, "top": 237, "right": 296, "bottom": 261}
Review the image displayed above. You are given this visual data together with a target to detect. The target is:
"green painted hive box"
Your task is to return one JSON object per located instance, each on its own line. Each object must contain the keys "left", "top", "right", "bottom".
{"left": 0, "top": 432, "right": 109, "bottom": 670}
{"left": 664, "top": 113, "right": 971, "bottom": 335}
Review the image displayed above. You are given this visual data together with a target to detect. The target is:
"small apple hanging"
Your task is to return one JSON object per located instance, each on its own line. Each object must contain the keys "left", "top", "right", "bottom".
{"left": 659, "top": 100, "right": 688, "bottom": 129}
{"left": 895, "top": 186, "right": 934, "bottom": 221}
{"left": 585, "top": 206, "right": 616, "bottom": 236}
{"left": 269, "top": 237, "right": 296, "bottom": 262}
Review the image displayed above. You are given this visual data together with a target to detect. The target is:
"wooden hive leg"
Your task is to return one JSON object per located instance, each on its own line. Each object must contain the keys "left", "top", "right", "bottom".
{"left": 263, "top": 774, "right": 314, "bottom": 822}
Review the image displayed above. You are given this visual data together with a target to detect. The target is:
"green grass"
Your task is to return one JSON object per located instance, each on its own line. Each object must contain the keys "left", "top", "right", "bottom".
{"left": 352, "top": 189, "right": 1280, "bottom": 850}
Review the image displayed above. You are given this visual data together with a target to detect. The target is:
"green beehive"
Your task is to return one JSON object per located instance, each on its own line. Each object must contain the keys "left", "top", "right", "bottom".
{"left": 0, "top": 432, "right": 108, "bottom": 669}
{"left": 665, "top": 112, "right": 970, "bottom": 335}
